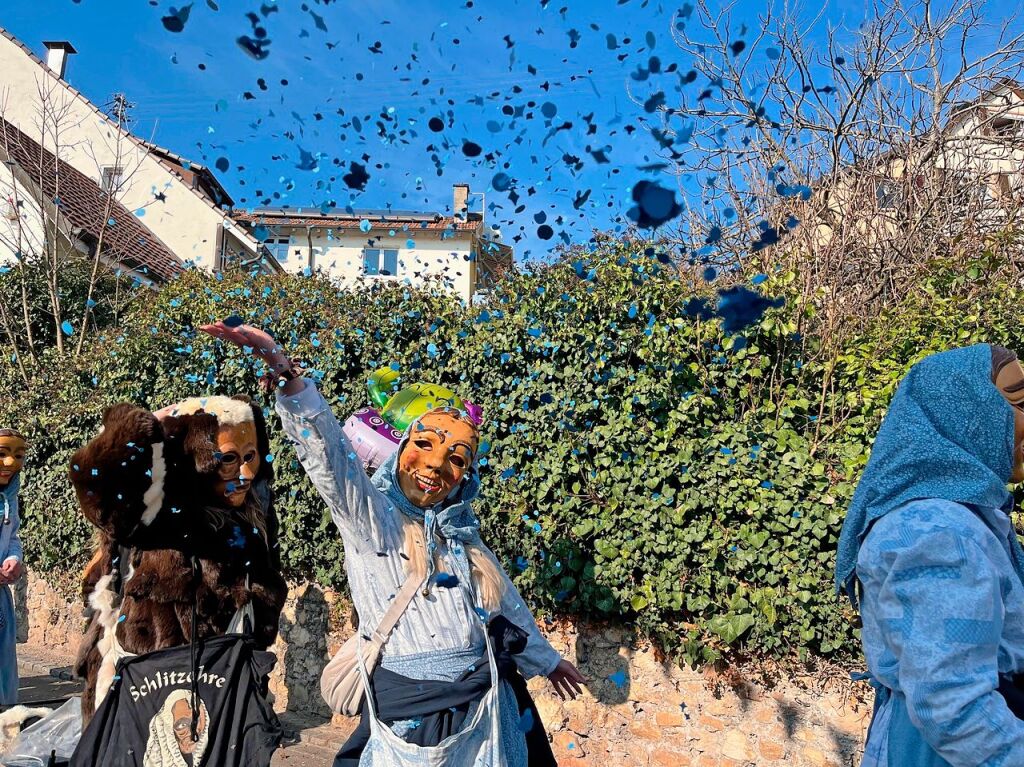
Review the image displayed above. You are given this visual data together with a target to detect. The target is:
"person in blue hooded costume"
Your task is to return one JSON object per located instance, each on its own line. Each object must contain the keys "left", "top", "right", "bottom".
{"left": 201, "top": 320, "right": 586, "bottom": 767}
{"left": 0, "top": 428, "right": 27, "bottom": 707}
{"left": 836, "top": 344, "right": 1024, "bottom": 766}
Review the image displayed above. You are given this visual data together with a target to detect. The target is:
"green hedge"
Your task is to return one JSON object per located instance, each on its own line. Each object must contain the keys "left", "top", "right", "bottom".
{"left": 4, "top": 245, "right": 1021, "bottom": 667}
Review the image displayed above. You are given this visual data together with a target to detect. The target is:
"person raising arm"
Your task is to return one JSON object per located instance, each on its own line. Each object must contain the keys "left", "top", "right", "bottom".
{"left": 201, "top": 320, "right": 585, "bottom": 767}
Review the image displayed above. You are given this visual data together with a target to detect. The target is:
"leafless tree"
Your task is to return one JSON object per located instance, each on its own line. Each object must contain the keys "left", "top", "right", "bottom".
{"left": 0, "top": 77, "right": 151, "bottom": 379}
{"left": 641, "top": 0, "right": 1024, "bottom": 357}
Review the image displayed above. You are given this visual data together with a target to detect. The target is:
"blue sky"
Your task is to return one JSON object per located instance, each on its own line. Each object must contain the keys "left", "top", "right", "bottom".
{"left": 0, "top": 0, "right": 1000, "bottom": 261}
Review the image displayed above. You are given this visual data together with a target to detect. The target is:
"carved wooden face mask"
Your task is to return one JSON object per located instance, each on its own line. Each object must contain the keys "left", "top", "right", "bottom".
{"left": 212, "top": 421, "right": 260, "bottom": 508}
{"left": 397, "top": 409, "right": 479, "bottom": 508}
{"left": 992, "top": 346, "right": 1024, "bottom": 483}
{"left": 0, "top": 432, "right": 27, "bottom": 487}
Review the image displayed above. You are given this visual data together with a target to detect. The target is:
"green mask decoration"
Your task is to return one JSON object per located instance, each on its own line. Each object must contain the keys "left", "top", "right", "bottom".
{"left": 367, "top": 367, "right": 469, "bottom": 432}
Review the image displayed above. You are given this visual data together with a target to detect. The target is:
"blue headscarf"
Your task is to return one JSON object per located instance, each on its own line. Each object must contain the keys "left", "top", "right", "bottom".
{"left": 370, "top": 414, "right": 483, "bottom": 593}
{"left": 835, "top": 344, "right": 1024, "bottom": 604}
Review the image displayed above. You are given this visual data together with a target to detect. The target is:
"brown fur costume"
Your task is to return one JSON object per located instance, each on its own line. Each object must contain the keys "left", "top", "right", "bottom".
{"left": 70, "top": 397, "right": 287, "bottom": 724}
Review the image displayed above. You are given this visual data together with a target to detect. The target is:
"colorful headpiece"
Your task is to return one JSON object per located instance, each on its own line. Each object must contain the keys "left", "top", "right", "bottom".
{"left": 343, "top": 367, "right": 481, "bottom": 473}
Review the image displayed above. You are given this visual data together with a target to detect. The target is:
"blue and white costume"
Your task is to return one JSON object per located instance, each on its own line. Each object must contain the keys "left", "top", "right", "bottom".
{"left": 0, "top": 473, "right": 24, "bottom": 705}
{"left": 837, "top": 345, "right": 1024, "bottom": 766}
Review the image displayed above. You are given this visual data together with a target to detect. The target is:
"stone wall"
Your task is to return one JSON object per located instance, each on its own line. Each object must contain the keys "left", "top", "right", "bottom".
{"left": 17, "top": 571, "right": 83, "bottom": 652}
{"left": 16, "top": 572, "right": 872, "bottom": 766}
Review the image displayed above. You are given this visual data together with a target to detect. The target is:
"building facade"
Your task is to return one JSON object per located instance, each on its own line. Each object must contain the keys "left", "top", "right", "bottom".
{"left": 0, "top": 29, "right": 512, "bottom": 298}
{"left": 0, "top": 28, "right": 271, "bottom": 279}
{"left": 232, "top": 184, "right": 513, "bottom": 303}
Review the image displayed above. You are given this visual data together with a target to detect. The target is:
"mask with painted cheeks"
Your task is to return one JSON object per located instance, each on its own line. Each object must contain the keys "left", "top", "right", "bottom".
{"left": 212, "top": 421, "right": 260, "bottom": 508}
{"left": 397, "top": 408, "right": 479, "bottom": 508}
{"left": 0, "top": 430, "right": 27, "bottom": 488}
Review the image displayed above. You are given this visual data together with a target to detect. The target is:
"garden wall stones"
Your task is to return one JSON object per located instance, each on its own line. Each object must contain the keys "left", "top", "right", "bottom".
{"left": 18, "top": 572, "right": 872, "bottom": 766}
{"left": 19, "top": 571, "right": 82, "bottom": 652}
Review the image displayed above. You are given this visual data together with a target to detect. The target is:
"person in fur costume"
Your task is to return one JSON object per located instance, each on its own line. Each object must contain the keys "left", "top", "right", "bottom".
{"left": 70, "top": 396, "right": 287, "bottom": 724}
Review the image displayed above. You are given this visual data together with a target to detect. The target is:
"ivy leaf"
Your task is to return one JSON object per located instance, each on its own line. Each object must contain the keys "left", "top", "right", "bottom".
{"left": 707, "top": 613, "right": 755, "bottom": 644}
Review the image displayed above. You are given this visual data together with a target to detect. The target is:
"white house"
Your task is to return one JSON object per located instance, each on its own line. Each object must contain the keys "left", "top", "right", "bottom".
{"left": 0, "top": 28, "right": 274, "bottom": 278}
{"left": 1, "top": 115, "right": 183, "bottom": 283}
{"left": 231, "top": 184, "right": 514, "bottom": 303}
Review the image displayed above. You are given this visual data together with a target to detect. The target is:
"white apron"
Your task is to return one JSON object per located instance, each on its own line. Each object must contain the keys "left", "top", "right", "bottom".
{"left": 355, "top": 585, "right": 507, "bottom": 767}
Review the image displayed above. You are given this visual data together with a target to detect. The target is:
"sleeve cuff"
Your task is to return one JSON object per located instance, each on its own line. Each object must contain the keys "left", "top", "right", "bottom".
{"left": 542, "top": 650, "right": 562, "bottom": 677}
{"left": 275, "top": 379, "right": 328, "bottom": 418}
{"left": 2, "top": 556, "right": 20, "bottom": 566}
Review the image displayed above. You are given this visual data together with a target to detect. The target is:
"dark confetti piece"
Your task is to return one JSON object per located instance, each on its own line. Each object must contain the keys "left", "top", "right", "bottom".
{"left": 161, "top": 3, "right": 193, "bottom": 33}
{"left": 343, "top": 162, "right": 370, "bottom": 191}
{"left": 716, "top": 286, "right": 784, "bottom": 333}
{"left": 435, "top": 573, "right": 459, "bottom": 588}
{"left": 627, "top": 181, "right": 682, "bottom": 229}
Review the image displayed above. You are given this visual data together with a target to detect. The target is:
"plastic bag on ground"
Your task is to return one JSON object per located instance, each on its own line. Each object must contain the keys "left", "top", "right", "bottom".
{"left": 1, "top": 697, "right": 81, "bottom": 767}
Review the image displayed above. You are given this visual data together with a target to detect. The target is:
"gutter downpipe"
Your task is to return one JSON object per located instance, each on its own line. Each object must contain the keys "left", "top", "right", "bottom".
{"left": 306, "top": 225, "right": 315, "bottom": 273}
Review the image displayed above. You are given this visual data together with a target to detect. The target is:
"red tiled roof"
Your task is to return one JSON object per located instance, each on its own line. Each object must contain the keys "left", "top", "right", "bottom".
{"left": 230, "top": 209, "right": 480, "bottom": 233}
{"left": 0, "top": 118, "right": 183, "bottom": 282}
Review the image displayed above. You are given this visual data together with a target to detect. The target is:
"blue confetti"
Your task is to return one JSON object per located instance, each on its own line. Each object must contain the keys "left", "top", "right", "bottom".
{"left": 436, "top": 573, "right": 459, "bottom": 588}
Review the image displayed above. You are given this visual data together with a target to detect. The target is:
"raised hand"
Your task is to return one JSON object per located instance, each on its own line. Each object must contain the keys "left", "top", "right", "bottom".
{"left": 200, "top": 320, "right": 288, "bottom": 368}
{"left": 200, "top": 320, "right": 304, "bottom": 395}
{"left": 547, "top": 658, "right": 587, "bottom": 700}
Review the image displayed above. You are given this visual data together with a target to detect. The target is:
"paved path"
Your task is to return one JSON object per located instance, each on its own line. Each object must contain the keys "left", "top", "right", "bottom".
{"left": 15, "top": 670, "right": 81, "bottom": 708}
{"left": 12, "top": 645, "right": 345, "bottom": 767}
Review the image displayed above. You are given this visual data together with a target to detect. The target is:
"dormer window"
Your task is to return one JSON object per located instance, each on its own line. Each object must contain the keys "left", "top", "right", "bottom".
{"left": 101, "top": 165, "right": 124, "bottom": 193}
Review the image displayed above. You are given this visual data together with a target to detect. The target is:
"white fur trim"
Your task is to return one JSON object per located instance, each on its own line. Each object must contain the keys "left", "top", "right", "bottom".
{"left": 89, "top": 573, "right": 132, "bottom": 711}
{"left": 140, "top": 442, "right": 165, "bottom": 526}
{"left": 0, "top": 705, "right": 53, "bottom": 747}
{"left": 169, "top": 396, "right": 254, "bottom": 426}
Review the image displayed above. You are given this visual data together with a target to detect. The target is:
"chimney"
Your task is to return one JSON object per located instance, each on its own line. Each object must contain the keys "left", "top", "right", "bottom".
{"left": 42, "top": 41, "right": 77, "bottom": 79}
{"left": 453, "top": 183, "right": 470, "bottom": 220}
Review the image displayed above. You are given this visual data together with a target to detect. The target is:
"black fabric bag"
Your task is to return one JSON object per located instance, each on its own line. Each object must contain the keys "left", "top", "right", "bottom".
{"left": 71, "top": 634, "right": 281, "bottom": 767}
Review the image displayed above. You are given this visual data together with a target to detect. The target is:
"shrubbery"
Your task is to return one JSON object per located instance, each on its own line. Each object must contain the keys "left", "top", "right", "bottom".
{"left": 3, "top": 244, "right": 1021, "bottom": 667}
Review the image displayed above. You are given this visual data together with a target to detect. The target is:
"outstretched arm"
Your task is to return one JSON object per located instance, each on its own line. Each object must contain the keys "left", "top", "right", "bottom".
{"left": 200, "top": 321, "right": 391, "bottom": 550}
{"left": 275, "top": 379, "right": 393, "bottom": 549}
{"left": 479, "top": 541, "right": 587, "bottom": 699}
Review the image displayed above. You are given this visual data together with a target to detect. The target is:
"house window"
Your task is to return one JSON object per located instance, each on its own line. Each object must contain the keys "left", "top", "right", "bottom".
{"left": 265, "top": 237, "right": 291, "bottom": 263}
{"left": 992, "top": 117, "right": 1021, "bottom": 138}
{"left": 875, "top": 180, "right": 901, "bottom": 210}
{"left": 363, "top": 248, "right": 399, "bottom": 277}
{"left": 101, "top": 166, "right": 125, "bottom": 193}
